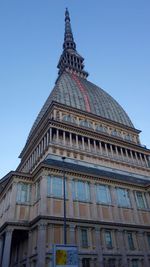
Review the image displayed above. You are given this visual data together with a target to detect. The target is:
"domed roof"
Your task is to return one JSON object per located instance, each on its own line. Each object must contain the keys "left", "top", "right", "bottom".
{"left": 28, "top": 71, "right": 134, "bottom": 140}
{"left": 27, "top": 9, "right": 134, "bottom": 142}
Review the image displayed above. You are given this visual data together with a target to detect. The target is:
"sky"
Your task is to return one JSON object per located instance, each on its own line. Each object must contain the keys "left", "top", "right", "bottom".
{"left": 0, "top": 0, "right": 150, "bottom": 178}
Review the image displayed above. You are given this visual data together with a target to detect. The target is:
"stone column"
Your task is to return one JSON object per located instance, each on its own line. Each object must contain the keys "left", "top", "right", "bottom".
{"left": 37, "top": 222, "right": 47, "bottom": 267}
{"left": 69, "top": 224, "right": 75, "bottom": 244}
{"left": 63, "top": 131, "right": 66, "bottom": 145}
{"left": 104, "top": 143, "right": 108, "bottom": 157}
{"left": 26, "top": 231, "right": 32, "bottom": 267}
{"left": 70, "top": 133, "right": 72, "bottom": 147}
{"left": 76, "top": 135, "right": 79, "bottom": 148}
{"left": 117, "top": 230, "right": 128, "bottom": 267}
{"left": 90, "top": 183, "right": 97, "bottom": 219}
{"left": 82, "top": 137, "right": 85, "bottom": 150}
{"left": 94, "top": 140, "right": 96, "bottom": 153}
{"left": 2, "top": 228, "right": 13, "bottom": 267}
{"left": 56, "top": 129, "right": 59, "bottom": 142}
{"left": 9, "top": 182, "right": 18, "bottom": 220}
{"left": 88, "top": 138, "right": 91, "bottom": 151}
{"left": 39, "top": 176, "right": 47, "bottom": 215}
{"left": 95, "top": 227, "right": 104, "bottom": 267}
{"left": 0, "top": 235, "right": 4, "bottom": 266}
{"left": 138, "top": 231, "right": 149, "bottom": 267}
{"left": 99, "top": 141, "right": 102, "bottom": 155}
{"left": 49, "top": 128, "right": 52, "bottom": 143}
{"left": 128, "top": 190, "right": 139, "bottom": 223}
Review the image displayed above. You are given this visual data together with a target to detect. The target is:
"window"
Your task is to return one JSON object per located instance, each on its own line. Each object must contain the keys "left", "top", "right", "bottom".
{"left": 116, "top": 188, "right": 130, "bottom": 207}
{"left": 132, "top": 259, "right": 138, "bottom": 267}
{"left": 17, "top": 183, "right": 31, "bottom": 203}
{"left": 81, "top": 229, "right": 88, "bottom": 248}
{"left": 63, "top": 115, "right": 76, "bottom": 124}
{"left": 135, "top": 191, "right": 147, "bottom": 209}
{"left": 80, "top": 120, "right": 92, "bottom": 128}
{"left": 147, "top": 234, "right": 150, "bottom": 248}
{"left": 47, "top": 176, "right": 66, "bottom": 198}
{"left": 82, "top": 258, "right": 90, "bottom": 267}
{"left": 105, "top": 230, "right": 112, "bottom": 249}
{"left": 72, "top": 180, "right": 90, "bottom": 202}
{"left": 127, "top": 232, "right": 134, "bottom": 250}
{"left": 96, "top": 125, "right": 107, "bottom": 133}
{"left": 96, "top": 184, "right": 111, "bottom": 204}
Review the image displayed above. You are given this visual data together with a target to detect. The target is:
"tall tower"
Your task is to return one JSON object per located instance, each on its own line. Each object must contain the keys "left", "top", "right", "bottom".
{"left": 0, "top": 9, "right": 150, "bottom": 267}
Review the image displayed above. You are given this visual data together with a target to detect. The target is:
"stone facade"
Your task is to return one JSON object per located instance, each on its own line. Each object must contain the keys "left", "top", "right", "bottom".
{"left": 0, "top": 9, "right": 150, "bottom": 267}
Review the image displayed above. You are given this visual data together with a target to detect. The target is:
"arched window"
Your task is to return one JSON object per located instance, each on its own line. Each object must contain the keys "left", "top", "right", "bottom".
{"left": 124, "top": 134, "right": 133, "bottom": 142}
{"left": 62, "top": 115, "right": 76, "bottom": 124}
{"left": 111, "top": 129, "right": 121, "bottom": 137}
{"left": 96, "top": 125, "right": 107, "bottom": 133}
{"left": 79, "top": 120, "right": 93, "bottom": 128}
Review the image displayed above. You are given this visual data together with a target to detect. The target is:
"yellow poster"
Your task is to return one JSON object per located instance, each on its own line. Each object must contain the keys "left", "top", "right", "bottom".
{"left": 56, "top": 250, "right": 67, "bottom": 265}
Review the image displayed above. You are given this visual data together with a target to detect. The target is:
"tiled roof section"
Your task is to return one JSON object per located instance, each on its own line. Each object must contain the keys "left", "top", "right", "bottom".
{"left": 43, "top": 158, "right": 149, "bottom": 186}
{"left": 27, "top": 72, "right": 134, "bottom": 140}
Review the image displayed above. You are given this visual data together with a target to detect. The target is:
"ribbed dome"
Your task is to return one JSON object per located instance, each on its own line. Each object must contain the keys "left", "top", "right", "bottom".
{"left": 28, "top": 72, "right": 134, "bottom": 140}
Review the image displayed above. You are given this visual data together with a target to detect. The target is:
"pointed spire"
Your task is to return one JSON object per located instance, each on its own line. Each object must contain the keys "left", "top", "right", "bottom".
{"left": 63, "top": 8, "right": 76, "bottom": 50}
{"left": 57, "top": 9, "right": 89, "bottom": 79}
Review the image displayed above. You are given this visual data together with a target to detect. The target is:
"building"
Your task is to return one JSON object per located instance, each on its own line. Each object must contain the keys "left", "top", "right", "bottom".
{"left": 0, "top": 8, "right": 150, "bottom": 267}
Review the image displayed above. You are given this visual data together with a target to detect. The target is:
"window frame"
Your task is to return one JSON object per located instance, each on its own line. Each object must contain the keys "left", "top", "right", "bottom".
{"left": 72, "top": 180, "right": 90, "bottom": 202}
{"left": 135, "top": 191, "right": 147, "bottom": 209}
{"left": 116, "top": 187, "right": 131, "bottom": 208}
{"left": 105, "top": 230, "right": 113, "bottom": 249}
{"left": 127, "top": 232, "right": 135, "bottom": 250}
{"left": 16, "top": 182, "right": 31, "bottom": 204}
{"left": 96, "top": 184, "right": 111, "bottom": 205}
{"left": 81, "top": 228, "right": 88, "bottom": 248}
{"left": 47, "top": 176, "right": 67, "bottom": 199}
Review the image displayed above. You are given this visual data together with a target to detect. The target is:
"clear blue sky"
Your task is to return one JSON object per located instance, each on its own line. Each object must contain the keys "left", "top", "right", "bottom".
{"left": 0, "top": 0, "right": 150, "bottom": 178}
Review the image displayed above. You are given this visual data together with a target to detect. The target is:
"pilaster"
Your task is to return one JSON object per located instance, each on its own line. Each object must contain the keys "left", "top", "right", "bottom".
{"left": 1, "top": 228, "right": 13, "bottom": 267}
{"left": 37, "top": 221, "right": 47, "bottom": 267}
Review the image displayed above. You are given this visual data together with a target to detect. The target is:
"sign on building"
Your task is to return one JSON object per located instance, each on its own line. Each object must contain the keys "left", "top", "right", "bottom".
{"left": 53, "top": 244, "right": 79, "bottom": 267}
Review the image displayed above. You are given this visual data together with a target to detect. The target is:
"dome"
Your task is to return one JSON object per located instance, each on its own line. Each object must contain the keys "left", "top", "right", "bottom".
{"left": 28, "top": 72, "right": 134, "bottom": 140}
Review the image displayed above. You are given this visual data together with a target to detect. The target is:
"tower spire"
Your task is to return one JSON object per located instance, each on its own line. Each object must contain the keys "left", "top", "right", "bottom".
{"left": 57, "top": 9, "right": 88, "bottom": 79}
{"left": 63, "top": 8, "right": 76, "bottom": 50}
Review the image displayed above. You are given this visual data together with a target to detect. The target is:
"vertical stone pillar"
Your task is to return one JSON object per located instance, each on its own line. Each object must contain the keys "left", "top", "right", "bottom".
{"left": 49, "top": 128, "right": 52, "bottom": 143}
{"left": 128, "top": 190, "right": 139, "bottom": 223}
{"left": 37, "top": 222, "right": 47, "bottom": 267}
{"left": 94, "top": 140, "right": 96, "bottom": 153}
{"left": 63, "top": 131, "right": 66, "bottom": 145}
{"left": 99, "top": 141, "right": 102, "bottom": 155}
{"left": 9, "top": 182, "right": 18, "bottom": 220}
{"left": 26, "top": 231, "right": 32, "bottom": 267}
{"left": 90, "top": 183, "right": 97, "bottom": 219}
{"left": 39, "top": 176, "right": 47, "bottom": 215}
{"left": 56, "top": 129, "right": 59, "bottom": 142}
{"left": 144, "top": 154, "right": 149, "bottom": 168}
{"left": 0, "top": 235, "right": 4, "bottom": 266}
{"left": 2, "top": 228, "right": 13, "bottom": 267}
{"left": 69, "top": 224, "right": 76, "bottom": 244}
{"left": 68, "top": 178, "right": 74, "bottom": 218}
{"left": 110, "top": 144, "right": 114, "bottom": 158}
{"left": 88, "top": 138, "right": 91, "bottom": 151}
{"left": 82, "top": 137, "right": 85, "bottom": 150}
{"left": 70, "top": 132, "right": 72, "bottom": 147}
{"left": 104, "top": 143, "right": 108, "bottom": 157}
{"left": 95, "top": 227, "right": 104, "bottom": 267}
{"left": 138, "top": 231, "right": 149, "bottom": 267}
{"left": 76, "top": 135, "right": 79, "bottom": 148}
{"left": 117, "top": 230, "right": 128, "bottom": 267}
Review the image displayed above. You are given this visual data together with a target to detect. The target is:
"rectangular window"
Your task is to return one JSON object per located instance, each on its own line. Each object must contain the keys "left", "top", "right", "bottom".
{"left": 47, "top": 176, "right": 65, "bottom": 198}
{"left": 72, "top": 180, "right": 90, "bottom": 202}
{"left": 116, "top": 188, "right": 130, "bottom": 207}
{"left": 147, "top": 234, "right": 150, "bottom": 248}
{"left": 82, "top": 258, "right": 90, "bottom": 267}
{"left": 132, "top": 259, "right": 138, "bottom": 267}
{"left": 17, "top": 183, "right": 30, "bottom": 203}
{"left": 136, "top": 191, "right": 147, "bottom": 209}
{"left": 81, "top": 229, "right": 88, "bottom": 248}
{"left": 127, "top": 232, "right": 134, "bottom": 250}
{"left": 105, "top": 230, "right": 112, "bottom": 249}
{"left": 96, "top": 184, "right": 111, "bottom": 204}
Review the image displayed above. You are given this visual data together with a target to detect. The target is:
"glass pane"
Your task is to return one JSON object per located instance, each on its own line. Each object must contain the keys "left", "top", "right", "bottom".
{"left": 52, "top": 177, "right": 63, "bottom": 197}
{"left": 81, "top": 229, "right": 88, "bottom": 247}
{"left": 136, "top": 192, "right": 146, "bottom": 208}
